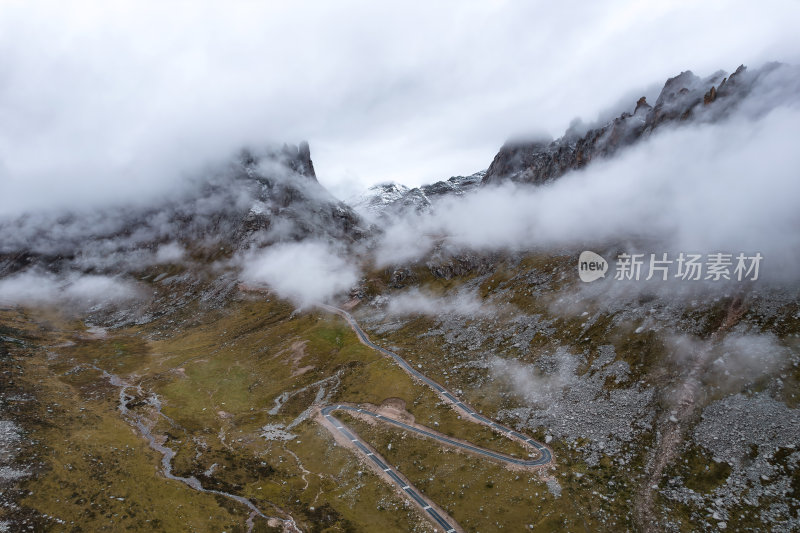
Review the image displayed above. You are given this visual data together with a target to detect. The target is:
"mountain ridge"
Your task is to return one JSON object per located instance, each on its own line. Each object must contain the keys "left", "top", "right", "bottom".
{"left": 482, "top": 62, "right": 796, "bottom": 185}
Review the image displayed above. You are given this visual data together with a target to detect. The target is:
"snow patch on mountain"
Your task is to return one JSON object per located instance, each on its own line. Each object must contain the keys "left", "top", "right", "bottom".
{"left": 347, "top": 171, "right": 485, "bottom": 221}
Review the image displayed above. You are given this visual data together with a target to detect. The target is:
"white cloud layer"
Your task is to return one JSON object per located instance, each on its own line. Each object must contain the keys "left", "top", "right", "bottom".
{"left": 239, "top": 241, "right": 359, "bottom": 307}
{"left": 1, "top": 0, "right": 799, "bottom": 213}
{"left": 490, "top": 350, "right": 579, "bottom": 407}
{"left": 0, "top": 270, "right": 141, "bottom": 309}
{"left": 385, "top": 287, "right": 492, "bottom": 317}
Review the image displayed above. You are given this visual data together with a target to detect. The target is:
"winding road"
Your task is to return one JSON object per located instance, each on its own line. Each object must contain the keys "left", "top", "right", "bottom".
{"left": 317, "top": 304, "right": 552, "bottom": 533}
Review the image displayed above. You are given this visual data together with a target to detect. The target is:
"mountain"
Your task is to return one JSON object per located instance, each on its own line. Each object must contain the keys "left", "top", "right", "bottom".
{"left": 0, "top": 142, "right": 365, "bottom": 279}
{"left": 349, "top": 170, "right": 485, "bottom": 219}
{"left": 348, "top": 181, "right": 412, "bottom": 217}
{"left": 483, "top": 62, "right": 798, "bottom": 185}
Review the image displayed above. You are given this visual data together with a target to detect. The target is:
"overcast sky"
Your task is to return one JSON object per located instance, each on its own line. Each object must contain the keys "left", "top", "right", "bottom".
{"left": 1, "top": 0, "right": 799, "bottom": 213}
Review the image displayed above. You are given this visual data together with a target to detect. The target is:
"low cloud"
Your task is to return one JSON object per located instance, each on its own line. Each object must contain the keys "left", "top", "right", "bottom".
{"left": 668, "top": 332, "right": 789, "bottom": 397}
{"left": 154, "top": 242, "right": 186, "bottom": 264}
{"left": 239, "top": 241, "right": 359, "bottom": 308}
{"left": 385, "top": 287, "right": 492, "bottom": 317}
{"left": 490, "top": 350, "right": 579, "bottom": 407}
{"left": 0, "top": 270, "right": 142, "bottom": 309}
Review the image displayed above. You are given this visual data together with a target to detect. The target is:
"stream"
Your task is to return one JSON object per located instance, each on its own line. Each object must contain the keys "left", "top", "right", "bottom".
{"left": 90, "top": 365, "right": 302, "bottom": 533}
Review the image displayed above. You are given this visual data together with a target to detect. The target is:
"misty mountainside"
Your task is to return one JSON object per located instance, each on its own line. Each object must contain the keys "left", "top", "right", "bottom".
{"left": 0, "top": 142, "right": 365, "bottom": 280}
{"left": 2, "top": 61, "right": 800, "bottom": 533}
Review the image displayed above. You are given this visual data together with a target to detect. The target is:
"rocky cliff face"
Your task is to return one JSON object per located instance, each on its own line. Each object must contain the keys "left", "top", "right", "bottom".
{"left": 483, "top": 62, "right": 795, "bottom": 185}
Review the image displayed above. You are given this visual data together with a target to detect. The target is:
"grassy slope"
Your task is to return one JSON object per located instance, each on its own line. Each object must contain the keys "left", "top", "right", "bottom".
{"left": 3, "top": 250, "right": 798, "bottom": 532}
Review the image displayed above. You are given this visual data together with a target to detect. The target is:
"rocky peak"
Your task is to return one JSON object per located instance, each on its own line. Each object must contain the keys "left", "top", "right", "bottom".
{"left": 634, "top": 96, "right": 652, "bottom": 115}
{"left": 348, "top": 182, "right": 411, "bottom": 217}
{"left": 654, "top": 70, "right": 701, "bottom": 107}
{"left": 272, "top": 141, "right": 317, "bottom": 180}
